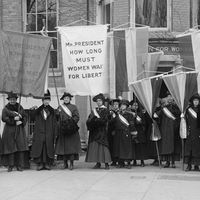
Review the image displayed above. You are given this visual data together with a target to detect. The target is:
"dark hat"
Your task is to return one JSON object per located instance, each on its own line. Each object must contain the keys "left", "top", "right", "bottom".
{"left": 129, "top": 100, "right": 139, "bottom": 106}
{"left": 42, "top": 89, "right": 51, "bottom": 100}
{"left": 120, "top": 99, "right": 129, "bottom": 107}
{"left": 190, "top": 94, "right": 200, "bottom": 102}
{"left": 60, "top": 92, "right": 73, "bottom": 100}
{"left": 92, "top": 93, "right": 105, "bottom": 102}
{"left": 109, "top": 98, "right": 121, "bottom": 105}
{"left": 7, "top": 91, "right": 18, "bottom": 100}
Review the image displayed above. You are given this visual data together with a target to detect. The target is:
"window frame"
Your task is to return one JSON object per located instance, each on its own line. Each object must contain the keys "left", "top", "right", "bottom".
{"left": 135, "top": 0, "right": 172, "bottom": 31}
{"left": 22, "top": 0, "right": 59, "bottom": 70}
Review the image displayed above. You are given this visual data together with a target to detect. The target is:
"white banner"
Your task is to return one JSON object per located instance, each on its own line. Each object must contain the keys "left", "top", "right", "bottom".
{"left": 58, "top": 25, "right": 109, "bottom": 96}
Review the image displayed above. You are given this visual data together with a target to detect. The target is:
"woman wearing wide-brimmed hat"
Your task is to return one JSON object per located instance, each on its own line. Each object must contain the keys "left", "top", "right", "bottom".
{"left": 184, "top": 94, "right": 200, "bottom": 171}
{"left": 85, "top": 93, "right": 111, "bottom": 169}
{"left": 55, "top": 92, "right": 81, "bottom": 170}
{"left": 1, "top": 91, "right": 28, "bottom": 172}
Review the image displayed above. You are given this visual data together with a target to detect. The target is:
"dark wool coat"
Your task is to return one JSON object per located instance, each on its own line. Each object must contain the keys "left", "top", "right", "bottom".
{"left": 1, "top": 103, "right": 28, "bottom": 154}
{"left": 131, "top": 110, "right": 148, "bottom": 160}
{"left": 159, "top": 104, "right": 181, "bottom": 156}
{"left": 111, "top": 110, "right": 136, "bottom": 160}
{"left": 55, "top": 103, "right": 81, "bottom": 155}
{"left": 185, "top": 106, "right": 200, "bottom": 158}
{"left": 86, "top": 106, "right": 110, "bottom": 147}
{"left": 31, "top": 105, "right": 57, "bottom": 159}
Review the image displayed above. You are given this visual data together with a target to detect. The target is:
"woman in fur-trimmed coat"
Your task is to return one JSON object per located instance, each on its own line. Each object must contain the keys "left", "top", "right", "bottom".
{"left": 1, "top": 92, "right": 28, "bottom": 172}
{"left": 85, "top": 93, "right": 111, "bottom": 170}
{"left": 55, "top": 92, "right": 81, "bottom": 170}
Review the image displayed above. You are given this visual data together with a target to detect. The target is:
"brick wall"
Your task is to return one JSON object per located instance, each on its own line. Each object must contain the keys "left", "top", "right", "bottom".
{"left": 172, "top": 0, "right": 190, "bottom": 32}
{"left": 1, "top": 0, "right": 22, "bottom": 31}
{"left": 113, "top": 0, "right": 129, "bottom": 28}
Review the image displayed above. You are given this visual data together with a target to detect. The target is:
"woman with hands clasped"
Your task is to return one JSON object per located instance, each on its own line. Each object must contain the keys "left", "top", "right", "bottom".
{"left": 1, "top": 91, "right": 28, "bottom": 172}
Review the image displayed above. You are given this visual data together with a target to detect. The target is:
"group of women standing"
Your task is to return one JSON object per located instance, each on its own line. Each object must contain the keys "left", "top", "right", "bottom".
{"left": 0, "top": 91, "right": 200, "bottom": 172}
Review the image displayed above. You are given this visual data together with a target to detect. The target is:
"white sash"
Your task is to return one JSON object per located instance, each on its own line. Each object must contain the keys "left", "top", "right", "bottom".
{"left": 93, "top": 108, "right": 100, "bottom": 118}
{"left": 136, "top": 115, "right": 142, "bottom": 123}
{"left": 188, "top": 108, "right": 197, "bottom": 119}
{"left": 43, "top": 110, "right": 47, "bottom": 120}
{"left": 60, "top": 104, "right": 72, "bottom": 117}
{"left": 118, "top": 113, "right": 129, "bottom": 127}
{"left": 163, "top": 107, "right": 176, "bottom": 120}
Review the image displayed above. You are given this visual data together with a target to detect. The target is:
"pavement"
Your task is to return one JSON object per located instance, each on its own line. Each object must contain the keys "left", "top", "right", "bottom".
{"left": 1, "top": 154, "right": 200, "bottom": 200}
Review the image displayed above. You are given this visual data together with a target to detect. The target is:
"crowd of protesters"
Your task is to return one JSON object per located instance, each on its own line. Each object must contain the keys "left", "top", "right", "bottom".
{"left": 0, "top": 90, "right": 200, "bottom": 172}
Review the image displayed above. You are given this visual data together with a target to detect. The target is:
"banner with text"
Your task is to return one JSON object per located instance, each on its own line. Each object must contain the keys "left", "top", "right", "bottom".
{"left": 0, "top": 31, "right": 51, "bottom": 98}
{"left": 58, "top": 25, "right": 109, "bottom": 96}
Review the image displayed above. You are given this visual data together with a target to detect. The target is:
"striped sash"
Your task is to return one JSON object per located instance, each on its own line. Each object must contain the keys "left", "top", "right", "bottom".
{"left": 43, "top": 110, "right": 47, "bottom": 120}
{"left": 60, "top": 104, "right": 72, "bottom": 117}
{"left": 188, "top": 108, "right": 197, "bottom": 119}
{"left": 163, "top": 107, "right": 176, "bottom": 120}
{"left": 118, "top": 113, "right": 129, "bottom": 127}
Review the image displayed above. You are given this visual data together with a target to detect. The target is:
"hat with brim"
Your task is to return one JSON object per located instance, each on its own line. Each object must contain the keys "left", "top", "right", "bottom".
{"left": 120, "top": 99, "right": 129, "bottom": 107}
{"left": 60, "top": 92, "right": 73, "bottom": 100}
{"left": 190, "top": 94, "right": 200, "bottom": 103}
{"left": 93, "top": 93, "right": 105, "bottom": 102}
{"left": 7, "top": 91, "right": 18, "bottom": 100}
{"left": 109, "top": 99, "right": 121, "bottom": 105}
{"left": 42, "top": 89, "right": 51, "bottom": 100}
{"left": 129, "top": 100, "right": 139, "bottom": 106}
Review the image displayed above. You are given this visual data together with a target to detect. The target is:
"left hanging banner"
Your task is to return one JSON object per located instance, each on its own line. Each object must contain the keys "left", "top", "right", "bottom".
{"left": 58, "top": 25, "right": 109, "bottom": 96}
{"left": 0, "top": 30, "right": 51, "bottom": 98}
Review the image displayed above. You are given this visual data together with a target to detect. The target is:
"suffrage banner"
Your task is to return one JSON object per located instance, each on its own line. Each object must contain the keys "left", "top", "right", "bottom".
{"left": 58, "top": 25, "right": 109, "bottom": 96}
{"left": 0, "top": 30, "right": 51, "bottom": 98}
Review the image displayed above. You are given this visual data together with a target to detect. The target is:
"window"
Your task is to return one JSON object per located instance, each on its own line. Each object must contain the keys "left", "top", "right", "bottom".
{"left": 24, "top": 0, "right": 58, "bottom": 68}
{"left": 135, "top": 0, "right": 171, "bottom": 30}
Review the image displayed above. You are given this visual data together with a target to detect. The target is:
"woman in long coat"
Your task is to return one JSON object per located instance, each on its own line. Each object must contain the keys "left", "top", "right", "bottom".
{"left": 55, "top": 92, "right": 81, "bottom": 170}
{"left": 111, "top": 100, "right": 136, "bottom": 169}
{"left": 1, "top": 92, "right": 28, "bottom": 172}
{"left": 31, "top": 90, "right": 57, "bottom": 170}
{"left": 184, "top": 94, "right": 200, "bottom": 171}
{"left": 85, "top": 93, "right": 111, "bottom": 169}
{"left": 159, "top": 94, "right": 181, "bottom": 168}
{"left": 130, "top": 101, "right": 147, "bottom": 167}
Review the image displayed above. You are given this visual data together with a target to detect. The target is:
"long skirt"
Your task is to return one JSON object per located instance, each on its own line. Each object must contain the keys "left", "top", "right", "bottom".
{"left": 132, "top": 143, "right": 148, "bottom": 160}
{"left": 2, "top": 151, "right": 26, "bottom": 168}
{"left": 57, "top": 154, "right": 79, "bottom": 161}
{"left": 85, "top": 141, "right": 111, "bottom": 163}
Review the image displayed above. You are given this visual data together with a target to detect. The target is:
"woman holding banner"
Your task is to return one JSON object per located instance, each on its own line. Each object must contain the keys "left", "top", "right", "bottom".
{"left": 184, "top": 94, "right": 200, "bottom": 171}
{"left": 1, "top": 92, "right": 28, "bottom": 172}
{"left": 55, "top": 92, "right": 81, "bottom": 170}
{"left": 85, "top": 93, "right": 111, "bottom": 169}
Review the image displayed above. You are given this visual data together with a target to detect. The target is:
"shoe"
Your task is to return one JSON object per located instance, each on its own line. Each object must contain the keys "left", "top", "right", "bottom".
{"left": 150, "top": 159, "right": 158, "bottom": 166}
{"left": 93, "top": 163, "right": 101, "bottom": 169}
{"left": 69, "top": 161, "right": 74, "bottom": 170}
{"left": 194, "top": 165, "right": 199, "bottom": 171}
{"left": 133, "top": 160, "right": 137, "bottom": 166}
{"left": 7, "top": 166, "right": 13, "bottom": 172}
{"left": 110, "top": 162, "right": 117, "bottom": 166}
{"left": 45, "top": 164, "right": 51, "bottom": 170}
{"left": 163, "top": 161, "right": 170, "bottom": 168}
{"left": 16, "top": 167, "right": 23, "bottom": 172}
{"left": 171, "top": 163, "right": 176, "bottom": 168}
{"left": 127, "top": 164, "right": 131, "bottom": 169}
{"left": 140, "top": 161, "right": 145, "bottom": 167}
{"left": 37, "top": 164, "right": 43, "bottom": 171}
{"left": 185, "top": 164, "right": 192, "bottom": 172}
{"left": 105, "top": 163, "right": 110, "bottom": 170}
{"left": 64, "top": 161, "right": 68, "bottom": 169}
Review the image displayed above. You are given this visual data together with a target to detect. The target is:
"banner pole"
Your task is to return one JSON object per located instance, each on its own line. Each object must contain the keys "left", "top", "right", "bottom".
{"left": 182, "top": 139, "right": 184, "bottom": 171}
{"left": 155, "top": 140, "right": 161, "bottom": 169}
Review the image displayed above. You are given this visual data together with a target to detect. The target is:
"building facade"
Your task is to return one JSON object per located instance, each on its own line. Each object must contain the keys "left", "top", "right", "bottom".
{"left": 0, "top": 0, "right": 199, "bottom": 143}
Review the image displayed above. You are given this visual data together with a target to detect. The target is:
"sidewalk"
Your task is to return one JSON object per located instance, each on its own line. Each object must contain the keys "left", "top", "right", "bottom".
{"left": 1, "top": 155, "right": 200, "bottom": 200}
